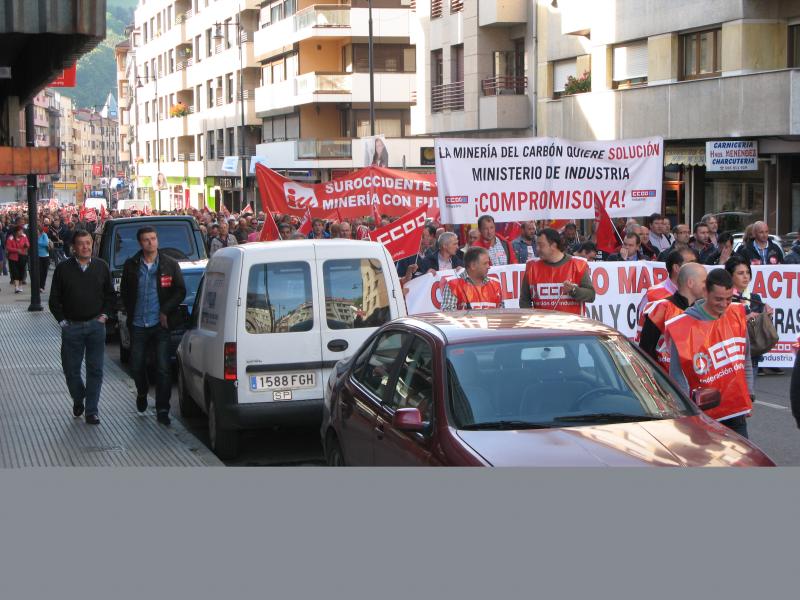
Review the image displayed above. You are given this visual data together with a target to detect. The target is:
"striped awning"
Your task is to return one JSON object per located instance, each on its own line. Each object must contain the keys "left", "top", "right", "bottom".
{"left": 664, "top": 146, "right": 706, "bottom": 167}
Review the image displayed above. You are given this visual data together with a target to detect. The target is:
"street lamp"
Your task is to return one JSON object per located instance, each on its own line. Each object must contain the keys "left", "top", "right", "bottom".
{"left": 213, "top": 13, "right": 248, "bottom": 213}
{"left": 136, "top": 73, "right": 161, "bottom": 211}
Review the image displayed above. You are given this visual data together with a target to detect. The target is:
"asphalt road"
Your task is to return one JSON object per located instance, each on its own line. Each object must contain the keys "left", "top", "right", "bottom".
{"left": 748, "top": 369, "right": 800, "bottom": 466}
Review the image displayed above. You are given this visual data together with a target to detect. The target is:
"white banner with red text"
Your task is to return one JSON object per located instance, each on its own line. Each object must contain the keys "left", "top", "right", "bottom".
{"left": 404, "top": 262, "right": 800, "bottom": 368}
{"left": 435, "top": 136, "right": 664, "bottom": 224}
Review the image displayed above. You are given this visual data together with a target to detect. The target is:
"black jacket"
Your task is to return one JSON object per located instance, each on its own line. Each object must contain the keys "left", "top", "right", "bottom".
{"left": 120, "top": 250, "right": 187, "bottom": 330}
{"left": 736, "top": 239, "right": 784, "bottom": 265}
{"left": 419, "top": 252, "right": 464, "bottom": 273}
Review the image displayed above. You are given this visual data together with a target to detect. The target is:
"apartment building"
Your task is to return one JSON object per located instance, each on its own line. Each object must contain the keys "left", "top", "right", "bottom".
{"left": 538, "top": 0, "right": 800, "bottom": 234}
{"left": 252, "top": 0, "right": 434, "bottom": 182}
{"left": 74, "top": 107, "right": 119, "bottom": 195}
{"left": 410, "top": 0, "right": 535, "bottom": 138}
{"left": 53, "top": 94, "right": 83, "bottom": 205}
{"left": 124, "top": 0, "right": 263, "bottom": 212}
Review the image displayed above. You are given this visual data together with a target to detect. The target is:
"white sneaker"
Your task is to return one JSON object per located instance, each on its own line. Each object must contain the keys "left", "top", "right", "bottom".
{"left": 15, "top": 288, "right": 21, "bottom": 294}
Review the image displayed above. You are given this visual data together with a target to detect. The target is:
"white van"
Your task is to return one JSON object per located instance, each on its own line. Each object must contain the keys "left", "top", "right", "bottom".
{"left": 116, "top": 199, "right": 150, "bottom": 212}
{"left": 176, "top": 239, "right": 407, "bottom": 459}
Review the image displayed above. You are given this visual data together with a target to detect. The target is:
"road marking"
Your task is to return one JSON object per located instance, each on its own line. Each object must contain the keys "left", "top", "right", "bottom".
{"left": 755, "top": 400, "right": 789, "bottom": 411}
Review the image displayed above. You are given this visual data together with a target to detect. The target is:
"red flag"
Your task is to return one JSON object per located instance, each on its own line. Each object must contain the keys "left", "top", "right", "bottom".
{"left": 84, "top": 208, "right": 98, "bottom": 223}
{"left": 242, "top": 202, "right": 253, "bottom": 215}
{"left": 100, "top": 204, "right": 107, "bottom": 220}
{"left": 499, "top": 222, "right": 522, "bottom": 241}
{"left": 369, "top": 206, "right": 427, "bottom": 261}
{"left": 544, "top": 219, "right": 570, "bottom": 232}
{"left": 371, "top": 202, "right": 381, "bottom": 227}
{"left": 298, "top": 208, "right": 313, "bottom": 236}
{"left": 594, "top": 197, "right": 621, "bottom": 254}
{"left": 259, "top": 213, "right": 281, "bottom": 242}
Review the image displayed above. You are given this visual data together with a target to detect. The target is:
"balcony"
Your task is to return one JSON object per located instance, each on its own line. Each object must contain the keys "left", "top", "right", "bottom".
{"left": 539, "top": 68, "right": 800, "bottom": 141}
{"left": 478, "top": 0, "right": 527, "bottom": 27}
{"left": 431, "top": 81, "right": 464, "bottom": 112}
{"left": 254, "top": 6, "right": 411, "bottom": 61}
{"left": 481, "top": 75, "right": 527, "bottom": 96}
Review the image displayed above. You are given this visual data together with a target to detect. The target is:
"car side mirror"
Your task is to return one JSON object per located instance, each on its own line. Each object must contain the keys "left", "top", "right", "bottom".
{"left": 392, "top": 408, "right": 425, "bottom": 432}
{"left": 691, "top": 388, "right": 721, "bottom": 411}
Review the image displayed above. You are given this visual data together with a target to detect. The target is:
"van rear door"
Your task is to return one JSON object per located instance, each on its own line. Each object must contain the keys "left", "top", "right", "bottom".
{"left": 314, "top": 242, "right": 403, "bottom": 377}
{"left": 238, "top": 245, "right": 325, "bottom": 404}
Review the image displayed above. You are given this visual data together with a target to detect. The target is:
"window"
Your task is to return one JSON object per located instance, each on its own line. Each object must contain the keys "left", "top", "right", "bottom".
{"left": 431, "top": 49, "right": 443, "bottom": 86}
{"left": 207, "top": 131, "right": 215, "bottom": 159}
{"left": 451, "top": 44, "right": 464, "bottom": 82}
{"left": 351, "top": 109, "right": 408, "bottom": 138}
{"left": 681, "top": 28, "right": 721, "bottom": 80}
{"left": 195, "top": 35, "right": 202, "bottom": 63}
{"left": 112, "top": 224, "right": 196, "bottom": 269}
{"left": 323, "top": 259, "right": 391, "bottom": 329}
{"left": 612, "top": 40, "right": 648, "bottom": 87}
{"left": 227, "top": 127, "right": 235, "bottom": 154}
{"left": 207, "top": 80, "right": 214, "bottom": 108}
{"left": 390, "top": 337, "right": 434, "bottom": 422}
{"left": 245, "top": 262, "right": 314, "bottom": 334}
{"left": 206, "top": 28, "right": 213, "bottom": 57}
{"left": 197, "top": 133, "right": 204, "bottom": 160}
{"left": 789, "top": 24, "right": 800, "bottom": 68}
{"left": 552, "top": 58, "right": 577, "bottom": 97}
{"left": 216, "top": 129, "right": 224, "bottom": 156}
{"left": 223, "top": 18, "right": 232, "bottom": 49}
{"left": 168, "top": 49, "right": 174, "bottom": 74}
{"left": 353, "top": 331, "right": 407, "bottom": 399}
{"left": 226, "top": 73, "right": 234, "bottom": 103}
{"left": 351, "top": 44, "right": 416, "bottom": 72}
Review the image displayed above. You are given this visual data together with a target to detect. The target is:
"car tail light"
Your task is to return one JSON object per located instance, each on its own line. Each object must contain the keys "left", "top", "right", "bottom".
{"left": 224, "top": 342, "right": 237, "bottom": 381}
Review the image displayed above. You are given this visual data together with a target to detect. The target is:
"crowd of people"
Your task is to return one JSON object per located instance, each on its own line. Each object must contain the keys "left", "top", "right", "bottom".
{"left": 1, "top": 201, "right": 798, "bottom": 435}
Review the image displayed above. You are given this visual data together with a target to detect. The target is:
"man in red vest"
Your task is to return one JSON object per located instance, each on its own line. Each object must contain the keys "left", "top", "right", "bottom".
{"left": 639, "top": 262, "right": 707, "bottom": 371}
{"left": 518, "top": 228, "right": 595, "bottom": 314}
{"left": 666, "top": 269, "right": 754, "bottom": 438}
{"left": 440, "top": 247, "right": 503, "bottom": 311}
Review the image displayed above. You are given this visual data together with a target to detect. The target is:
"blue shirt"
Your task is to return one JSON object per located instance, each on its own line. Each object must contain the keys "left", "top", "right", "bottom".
{"left": 133, "top": 255, "right": 161, "bottom": 327}
{"left": 38, "top": 233, "right": 50, "bottom": 258}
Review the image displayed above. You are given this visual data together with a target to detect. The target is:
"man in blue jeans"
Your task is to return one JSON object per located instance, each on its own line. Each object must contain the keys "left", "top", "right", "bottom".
{"left": 48, "top": 230, "right": 115, "bottom": 424}
{"left": 120, "top": 227, "right": 186, "bottom": 426}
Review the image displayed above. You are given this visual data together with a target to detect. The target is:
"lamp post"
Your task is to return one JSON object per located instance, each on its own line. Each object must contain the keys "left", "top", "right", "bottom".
{"left": 136, "top": 74, "right": 160, "bottom": 211}
{"left": 368, "top": 0, "right": 375, "bottom": 136}
{"left": 213, "top": 13, "right": 248, "bottom": 213}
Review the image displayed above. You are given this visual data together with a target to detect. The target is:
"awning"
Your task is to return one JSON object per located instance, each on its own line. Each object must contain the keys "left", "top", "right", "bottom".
{"left": 664, "top": 146, "right": 706, "bottom": 167}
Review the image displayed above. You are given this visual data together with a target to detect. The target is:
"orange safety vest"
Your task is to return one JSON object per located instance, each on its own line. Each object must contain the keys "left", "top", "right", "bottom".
{"left": 665, "top": 303, "right": 751, "bottom": 421}
{"left": 640, "top": 298, "right": 685, "bottom": 371}
{"left": 635, "top": 280, "right": 675, "bottom": 340}
{"left": 446, "top": 277, "right": 503, "bottom": 310}
{"left": 524, "top": 257, "right": 589, "bottom": 314}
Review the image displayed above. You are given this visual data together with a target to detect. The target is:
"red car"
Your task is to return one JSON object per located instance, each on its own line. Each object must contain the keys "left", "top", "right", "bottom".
{"left": 320, "top": 310, "right": 774, "bottom": 467}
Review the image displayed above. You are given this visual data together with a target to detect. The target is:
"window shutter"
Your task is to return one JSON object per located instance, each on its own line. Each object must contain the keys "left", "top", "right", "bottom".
{"left": 613, "top": 41, "right": 648, "bottom": 81}
{"left": 553, "top": 59, "right": 577, "bottom": 92}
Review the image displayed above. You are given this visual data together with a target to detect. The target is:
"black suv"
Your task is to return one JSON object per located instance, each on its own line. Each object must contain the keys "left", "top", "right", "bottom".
{"left": 92, "top": 216, "right": 207, "bottom": 337}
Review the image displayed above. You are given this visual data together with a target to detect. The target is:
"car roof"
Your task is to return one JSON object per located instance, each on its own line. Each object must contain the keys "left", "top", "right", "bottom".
{"left": 101, "top": 216, "right": 196, "bottom": 226}
{"left": 395, "top": 309, "right": 620, "bottom": 344}
{"left": 220, "top": 239, "right": 385, "bottom": 254}
{"left": 179, "top": 259, "right": 208, "bottom": 272}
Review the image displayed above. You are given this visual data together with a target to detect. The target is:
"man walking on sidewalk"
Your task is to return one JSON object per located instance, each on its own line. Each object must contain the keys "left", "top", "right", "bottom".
{"left": 120, "top": 227, "right": 186, "bottom": 426}
{"left": 48, "top": 230, "right": 114, "bottom": 425}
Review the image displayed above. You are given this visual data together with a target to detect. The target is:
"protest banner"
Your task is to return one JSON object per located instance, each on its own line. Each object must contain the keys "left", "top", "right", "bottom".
{"left": 404, "top": 262, "right": 800, "bottom": 368}
{"left": 435, "top": 136, "right": 664, "bottom": 224}
{"left": 255, "top": 163, "right": 438, "bottom": 220}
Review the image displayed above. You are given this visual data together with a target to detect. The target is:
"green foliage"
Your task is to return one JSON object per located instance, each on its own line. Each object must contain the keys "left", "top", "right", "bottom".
{"left": 58, "top": 0, "right": 135, "bottom": 110}
{"left": 564, "top": 71, "right": 591, "bottom": 96}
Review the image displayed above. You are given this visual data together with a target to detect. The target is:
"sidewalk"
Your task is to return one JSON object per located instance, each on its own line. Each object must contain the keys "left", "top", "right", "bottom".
{"left": 0, "top": 270, "right": 222, "bottom": 467}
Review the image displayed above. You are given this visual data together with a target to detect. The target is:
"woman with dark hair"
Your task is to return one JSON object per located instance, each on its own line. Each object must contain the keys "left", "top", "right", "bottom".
{"left": 371, "top": 137, "right": 389, "bottom": 167}
{"left": 6, "top": 225, "right": 30, "bottom": 294}
{"left": 724, "top": 255, "right": 773, "bottom": 375}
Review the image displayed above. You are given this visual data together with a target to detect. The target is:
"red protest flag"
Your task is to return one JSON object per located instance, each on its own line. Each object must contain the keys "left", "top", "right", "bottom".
{"left": 369, "top": 206, "right": 427, "bottom": 261}
{"left": 242, "top": 202, "right": 253, "bottom": 215}
{"left": 259, "top": 213, "right": 282, "bottom": 242}
{"left": 544, "top": 219, "right": 570, "bottom": 232}
{"left": 298, "top": 208, "right": 313, "bottom": 236}
{"left": 370, "top": 202, "right": 382, "bottom": 227}
{"left": 594, "top": 196, "right": 621, "bottom": 254}
{"left": 100, "top": 204, "right": 107, "bottom": 220}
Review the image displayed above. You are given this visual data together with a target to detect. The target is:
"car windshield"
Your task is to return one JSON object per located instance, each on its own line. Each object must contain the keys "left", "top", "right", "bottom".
{"left": 446, "top": 335, "right": 694, "bottom": 429}
{"left": 112, "top": 223, "right": 198, "bottom": 268}
{"left": 182, "top": 271, "right": 203, "bottom": 313}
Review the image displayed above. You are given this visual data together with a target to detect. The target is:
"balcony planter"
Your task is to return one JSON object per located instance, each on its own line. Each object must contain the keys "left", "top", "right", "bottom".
{"left": 563, "top": 71, "right": 591, "bottom": 96}
{"left": 169, "top": 102, "right": 189, "bottom": 117}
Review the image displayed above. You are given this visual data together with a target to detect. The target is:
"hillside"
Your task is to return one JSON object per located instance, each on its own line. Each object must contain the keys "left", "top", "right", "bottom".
{"left": 58, "top": 0, "right": 136, "bottom": 109}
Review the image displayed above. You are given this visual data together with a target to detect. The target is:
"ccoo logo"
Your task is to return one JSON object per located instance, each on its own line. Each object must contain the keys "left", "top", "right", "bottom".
{"left": 283, "top": 182, "right": 317, "bottom": 210}
{"left": 376, "top": 213, "right": 427, "bottom": 245}
{"left": 692, "top": 352, "right": 711, "bottom": 375}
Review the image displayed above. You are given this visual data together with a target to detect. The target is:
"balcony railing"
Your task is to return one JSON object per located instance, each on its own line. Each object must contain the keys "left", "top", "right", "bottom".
{"left": 451, "top": 0, "right": 464, "bottom": 13}
{"left": 294, "top": 5, "right": 350, "bottom": 30}
{"left": 431, "top": 0, "right": 442, "bottom": 18}
{"left": 431, "top": 81, "right": 464, "bottom": 112}
{"left": 295, "top": 72, "right": 351, "bottom": 95}
{"left": 297, "top": 139, "right": 352, "bottom": 159}
{"left": 177, "top": 153, "right": 197, "bottom": 161}
{"left": 237, "top": 89, "right": 256, "bottom": 100}
{"left": 481, "top": 76, "right": 527, "bottom": 96}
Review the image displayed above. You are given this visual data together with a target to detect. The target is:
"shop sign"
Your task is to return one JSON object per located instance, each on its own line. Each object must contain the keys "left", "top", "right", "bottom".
{"left": 705, "top": 141, "right": 758, "bottom": 172}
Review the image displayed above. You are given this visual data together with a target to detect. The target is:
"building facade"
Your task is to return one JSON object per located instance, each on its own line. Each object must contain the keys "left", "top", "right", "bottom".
{"left": 73, "top": 107, "right": 119, "bottom": 197}
{"left": 538, "top": 0, "right": 800, "bottom": 234}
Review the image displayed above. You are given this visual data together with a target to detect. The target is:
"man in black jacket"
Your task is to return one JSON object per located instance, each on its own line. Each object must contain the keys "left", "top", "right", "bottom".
{"left": 120, "top": 226, "right": 186, "bottom": 425}
{"left": 420, "top": 232, "right": 464, "bottom": 273}
{"left": 736, "top": 221, "right": 784, "bottom": 265}
{"left": 48, "top": 230, "right": 115, "bottom": 425}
